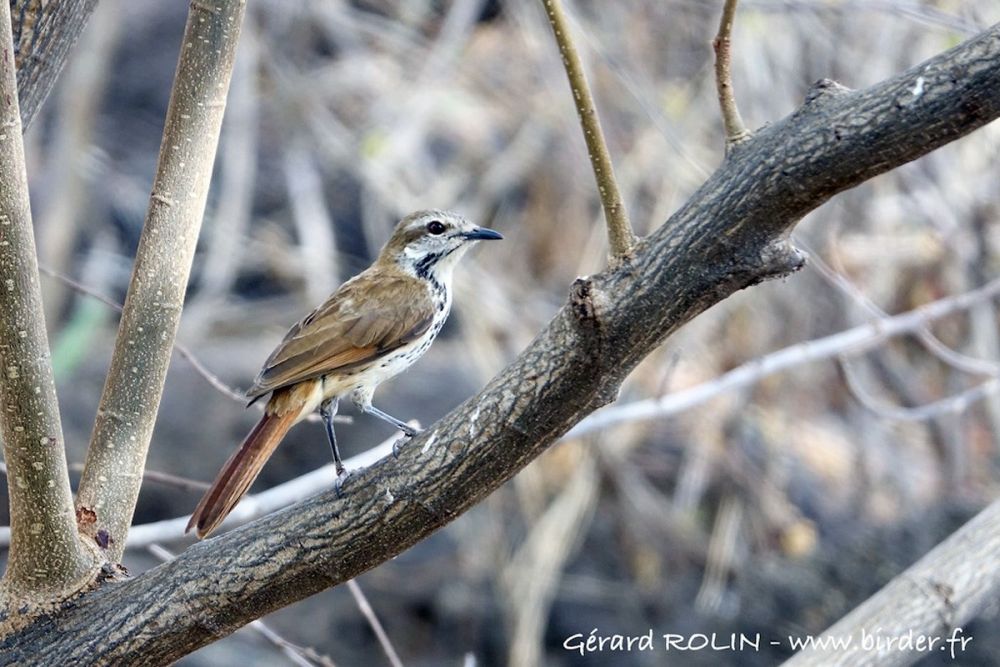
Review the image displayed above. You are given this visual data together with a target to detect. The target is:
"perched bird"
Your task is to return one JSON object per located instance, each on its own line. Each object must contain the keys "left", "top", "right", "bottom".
{"left": 187, "top": 210, "right": 502, "bottom": 538}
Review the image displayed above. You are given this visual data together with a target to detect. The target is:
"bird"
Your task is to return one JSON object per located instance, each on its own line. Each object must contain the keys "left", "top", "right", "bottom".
{"left": 186, "top": 210, "right": 502, "bottom": 538}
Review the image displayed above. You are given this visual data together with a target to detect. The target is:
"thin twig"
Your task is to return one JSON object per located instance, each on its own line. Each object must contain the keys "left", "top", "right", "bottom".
{"left": 38, "top": 265, "right": 248, "bottom": 404}
{"left": 540, "top": 0, "right": 636, "bottom": 264}
{"left": 345, "top": 579, "right": 404, "bottom": 667}
{"left": 67, "top": 433, "right": 402, "bottom": 548}
{"left": 67, "top": 463, "right": 211, "bottom": 493}
{"left": 803, "top": 237, "right": 1000, "bottom": 376}
{"left": 839, "top": 356, "right": 1000, "bottom": 422}
{"left": 713, "top": 0, "right": 751, "bottom": 148}
{"left": 564, "top": 275, "right": 1000, "bottom": 437}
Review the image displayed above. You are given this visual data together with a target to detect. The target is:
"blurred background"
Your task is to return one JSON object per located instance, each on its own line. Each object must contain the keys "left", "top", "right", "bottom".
{"left": 2, "top": 0, "right": 1000, "bottom": 664}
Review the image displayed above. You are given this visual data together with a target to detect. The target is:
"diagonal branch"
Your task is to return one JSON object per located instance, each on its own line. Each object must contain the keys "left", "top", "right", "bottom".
{"left": 783, "top": 498, "right": 1000, "bottom": 667}
{"left": 541, "top": 0, "right": 636, "bottom": 265}
{"left": 0, "top": 0, "right": 102, "bottom": 610}
{"left": 10, "top": 0, "right": 100, "bottom": 130}
{"left": 73, "top": 0, "right": 247, "bottom": 563}
{"left": 49, "top": 268, "right": 1000, "bottom": 551}
{"left": 3, "top": 18, "right": 1000, "bottom": 667}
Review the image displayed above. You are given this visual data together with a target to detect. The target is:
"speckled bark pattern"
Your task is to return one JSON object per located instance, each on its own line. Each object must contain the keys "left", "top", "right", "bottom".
{"left": 1, "top": 20, "right": 999, "bottom": 667}
{"left": 0, "top": 0, "right": 101, "bottom": 609}
{"left": 74, "top": 0, "right": 247, "bottom": 561}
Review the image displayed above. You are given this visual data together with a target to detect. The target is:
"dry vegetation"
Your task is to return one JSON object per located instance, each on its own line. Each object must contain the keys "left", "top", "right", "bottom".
{"left": 2, "top": 0, "right": 1000, "bottom": 664}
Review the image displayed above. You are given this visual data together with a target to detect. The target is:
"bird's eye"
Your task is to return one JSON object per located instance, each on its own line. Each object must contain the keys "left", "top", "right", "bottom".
{"left": 426, "top": 220, "right": 446, "bottom": 235}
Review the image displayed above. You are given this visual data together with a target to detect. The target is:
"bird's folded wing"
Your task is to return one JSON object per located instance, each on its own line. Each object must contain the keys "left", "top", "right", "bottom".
{"left": 246, "top": 272, "right": 435, "bottom": 398}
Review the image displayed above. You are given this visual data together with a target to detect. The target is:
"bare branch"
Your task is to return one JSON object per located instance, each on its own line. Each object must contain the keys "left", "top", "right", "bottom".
{"left": 564, "top": 275, "right": 1000, "bottom": 437}
{"left": 11, "top": 0, "right": 99, "bottom": 130}
{"left": 0, "top": 0, "right": 102, "bottom": 610}
{"left": 72, "top": 463, "right": 211, "bottom": 494}
{"left": 802, "top": 237, "right": 1000, "bottom": 377}
{"left": 540, "top": 0, "right": 636, "bottom": 265}
{"left": 839, "top": 357, "right": 999, "bottom": 423}
{"left": 783, "top": 498, "right": 1000, "bottom": 666}
{"left": 713, "top": 0, "right": 751, "bottom": 147}
{"left": 346, "top": 579, "right": 404, "bottom": 667}
{"left": 74, "top": 0, "right": 248, "bottom": 562}
{"left": 147, "top": 544, "right": 330, "bottom": 667}
{"left": 39, "top": 265, "right": 247, "bottom": 404}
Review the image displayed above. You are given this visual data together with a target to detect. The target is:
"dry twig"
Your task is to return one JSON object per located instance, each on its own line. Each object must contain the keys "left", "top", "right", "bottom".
{"left": 38, "top": 266, "right": 248, "bottom": 404}
{"left": 565, "top": 276, "right": 1000, "bottom": 437}
{"left": 540, "top": 0, "right": 636, "bottom": 264}
{"left": 346, "top": 579, "right": 404, "bottom": 667}
{"left": 713, "top": 0, "right": 751, "bottom": 147}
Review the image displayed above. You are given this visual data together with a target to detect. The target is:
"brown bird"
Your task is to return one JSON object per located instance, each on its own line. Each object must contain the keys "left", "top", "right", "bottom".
{"left": 187, "top": 210, "right": 502, "bottom": 538}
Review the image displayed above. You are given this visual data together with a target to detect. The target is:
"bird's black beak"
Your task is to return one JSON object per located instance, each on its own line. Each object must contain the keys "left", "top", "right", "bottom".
{"left": 462, "top": 227, "right": 503, "bottom": 241}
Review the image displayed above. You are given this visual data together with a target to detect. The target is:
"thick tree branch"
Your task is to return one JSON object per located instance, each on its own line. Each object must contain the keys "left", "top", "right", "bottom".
{"left": 26, "top": 270, "right": 999, "bottom": 550}
{"left": 0, "top": 0, "right": 102, "bottom": 611}
{"left": 10, "top": 0, "right": 99, "bottom": 130}
{"left": 541, "top": 0, "right": 636, "bottom": 265}
{"left": 783, "top": 498, "right": 1000, "bottom": 666}
{"left": 3, "top": 20, "right": 999, "bottom": 667}
{"left": 74, "top": 0, "right": 247, "bottom": 562}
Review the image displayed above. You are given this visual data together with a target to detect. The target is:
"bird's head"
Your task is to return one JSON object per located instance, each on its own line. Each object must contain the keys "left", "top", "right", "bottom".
{"left": 380, "top": 209, "right": 503, "bottom": 282}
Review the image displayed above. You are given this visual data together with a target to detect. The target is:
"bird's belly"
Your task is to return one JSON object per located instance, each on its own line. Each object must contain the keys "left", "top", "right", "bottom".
{"left": 320, "top": 329, "right": 439, "bottom": 400}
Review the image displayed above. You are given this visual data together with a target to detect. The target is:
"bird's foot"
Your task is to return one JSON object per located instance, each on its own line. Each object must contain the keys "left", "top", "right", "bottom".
{"left": 334, "top": 467, "right": 354, "bottom": 498}
{"left": 392, "top": 435, "right": 409, "bottom": 459}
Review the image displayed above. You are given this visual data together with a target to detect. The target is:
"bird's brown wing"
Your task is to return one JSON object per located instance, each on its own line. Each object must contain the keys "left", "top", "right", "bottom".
{"left": 246, "top": 270, "right": 435, "bottom": 399}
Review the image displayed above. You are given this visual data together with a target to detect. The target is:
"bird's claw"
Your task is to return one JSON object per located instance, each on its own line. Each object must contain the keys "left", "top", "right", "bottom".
{"left": 392, "top": 435, "right": 409, "bottom": 458}
{"left": 334, "top": 468, "right": 354, "bottom": 498}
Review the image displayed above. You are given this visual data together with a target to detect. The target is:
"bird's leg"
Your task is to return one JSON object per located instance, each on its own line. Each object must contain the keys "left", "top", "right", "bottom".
{"left": 364, "top": 404, "right": 421, "bottom": 437}
{"left": 319, "top": 396, "right": 345, "bottom": 476}
{"left": 351, "top": 388, "right": 420, "bottom": 437}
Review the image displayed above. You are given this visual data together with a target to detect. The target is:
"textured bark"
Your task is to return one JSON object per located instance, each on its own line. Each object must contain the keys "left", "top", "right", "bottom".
{"left": 10, "top": 0, "right": 99, "bottom": 130}
{"left": 1, "top": 19, "right": 999, "bottom": 667}
{"left": 0, "top": 0, "right": 102, "bottom": 613}
{"left": 74, "top": 0, "right": 247, "bottom": 562}
{"left": 783, "top": 498, "right": 1000, "bottom": 666}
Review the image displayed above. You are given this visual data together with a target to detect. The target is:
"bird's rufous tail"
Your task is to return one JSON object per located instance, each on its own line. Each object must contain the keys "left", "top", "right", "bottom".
{"left": 186, "top": 408, "right": 298, "bottom": 538}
